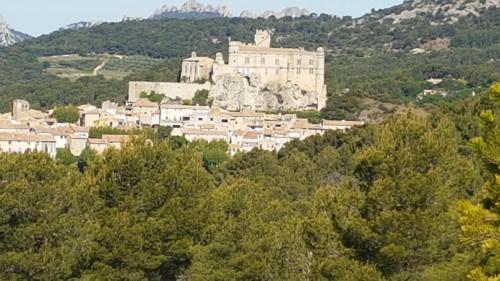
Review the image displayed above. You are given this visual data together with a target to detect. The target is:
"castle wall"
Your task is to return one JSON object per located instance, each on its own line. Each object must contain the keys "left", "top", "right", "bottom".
{"left": 128, "top": 81, "right": 212, "bottom": 103}
{"left": 227, "top": 48, "right": 324, "bottom": 93}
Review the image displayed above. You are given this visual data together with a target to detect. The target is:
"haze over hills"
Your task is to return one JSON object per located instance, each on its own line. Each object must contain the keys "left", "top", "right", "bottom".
{"left": 0, "top": 15, "right": 31, "bottom": 47}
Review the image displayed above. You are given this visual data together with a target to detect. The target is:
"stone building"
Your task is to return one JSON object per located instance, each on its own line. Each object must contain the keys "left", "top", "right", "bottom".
{"left": 179, "top": 30, "right": 327, "bottom": 110}
{"left": 181, "top": 52, "right": 214, "bottom": 83}
{"left": 225, "top": 30, "right": 325, "bottom": 96}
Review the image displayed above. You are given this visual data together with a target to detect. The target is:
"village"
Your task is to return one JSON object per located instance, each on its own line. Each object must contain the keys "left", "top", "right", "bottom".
{"left": 0, "top": 98, "right": 363, "bottom": 158}
{"left": 0, "top": 30, "right": 364, "bottom": 158}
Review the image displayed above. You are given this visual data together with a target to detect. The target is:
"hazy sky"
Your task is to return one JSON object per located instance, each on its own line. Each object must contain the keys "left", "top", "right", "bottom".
{"left": 1, "top": 0, "right": 403, "bottom": 36}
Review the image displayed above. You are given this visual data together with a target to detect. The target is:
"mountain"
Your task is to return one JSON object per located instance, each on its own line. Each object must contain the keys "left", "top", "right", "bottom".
{"left": 0, "top": 16, "right": 31, "bottom": 47}
{"left": 362, "top": 0, "right": 500, "bottom": 24}
{"left": 151, "top": 0, "right": 232, "bottom": 19}
{"left": 240, "top": 7, "right": 311, "bottom": 19}
{"left": 58, "top": 21, "right": 103, "bottom": 31}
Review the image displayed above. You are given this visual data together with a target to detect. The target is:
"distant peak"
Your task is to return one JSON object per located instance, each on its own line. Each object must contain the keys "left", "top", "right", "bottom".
{"left": 151, "top": 0, "right": 232, "bottom": 19}
{"left": 240, "top": 7, "right": 312, "bottom": 19}
{"left": 0, "top": 15, "right": 31, "bottom": 47}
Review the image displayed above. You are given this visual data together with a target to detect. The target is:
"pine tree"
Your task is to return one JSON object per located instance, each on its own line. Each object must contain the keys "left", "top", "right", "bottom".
{"left": 458, "top": 83, "right": 500, "bottom": 281}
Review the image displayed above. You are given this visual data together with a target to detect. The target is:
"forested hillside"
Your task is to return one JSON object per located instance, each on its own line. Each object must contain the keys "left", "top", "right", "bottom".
{"left": 0, "top": 82, "right": 499, "bottom": 280}
{"left": 0, "top": 4, "right": 499, "bottom": 118}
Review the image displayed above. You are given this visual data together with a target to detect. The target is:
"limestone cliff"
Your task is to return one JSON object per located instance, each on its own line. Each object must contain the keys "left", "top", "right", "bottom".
{"left": 0, "top": 16, "right": 31, "bottom": 47}
{"left": 210, "top": 74, "right": 321, "bottom": 111}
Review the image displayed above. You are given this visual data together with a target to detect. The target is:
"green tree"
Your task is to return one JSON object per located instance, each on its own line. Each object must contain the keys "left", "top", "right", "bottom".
{"left": 202, "top": 141, "right": 228, "bottom": 173}
{"left": 458, "top": 83, "right": 500, "bottom": 281}
{"left": 51, "top": 105, "right": 80, "bottom": 123}
{"left": 139, "top": 91, "right": 164, "bottom": 103}
{"left": 192, "top": 89, "right": 210, "bottom": 106}
{"left": 56, "top": 148, "right": 77, "bottom": 165}
{"left": 315, "top": 110, "right": 482, "bottom": 279}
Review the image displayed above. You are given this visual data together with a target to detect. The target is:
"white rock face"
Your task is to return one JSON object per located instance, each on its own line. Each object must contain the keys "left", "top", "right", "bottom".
{"left": 210, "top": 73, "right": 320, "bottom": 111}
{"left": 151, "top": 0, "right": 232, "bottom": 19}
{"left": 0, "top": 15, "right": 31, "bottom": 47}
{"left": 367, "top": 0, "right": 500, "bottom": 24}
{"left": 59, "top": 21, "right": 102, "bottom": 31}
{"left": 240, "top": 7, "right": 311, "bottom": 19}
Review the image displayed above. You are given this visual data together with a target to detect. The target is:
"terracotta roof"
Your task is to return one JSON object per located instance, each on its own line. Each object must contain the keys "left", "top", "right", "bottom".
{"left": 183, "top": 129, "right": 227, "bottom": 136}
{"left": 0, "top": 121, "right": 29, "bottom": 130}
{"left": 243, "top": 131, "right": 259, "bottom": 140}
{"left": 70, "top": 125, "right": 90, "bottom": 133}
{"left": 0, "top": 133, "right": 54, "bottom": 142}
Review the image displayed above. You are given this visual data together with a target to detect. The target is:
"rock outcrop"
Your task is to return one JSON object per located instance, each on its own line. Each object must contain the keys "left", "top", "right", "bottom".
{"left": 240, "top": 7, "right": 311, "bottom": 19}
{"left": 210, "top": 74, "right": 320, "bottom": 111}
{"left": 0, "top": 16, "right": 31, "bottom": 47}
{"left": 58, "top": 21, "right": 102, "bottom": 31}
{"left": 151, "top": 0, "right": 232, "bottom": 19}
{"left": 363, "top": 0, "right": 500, "bottom": 25}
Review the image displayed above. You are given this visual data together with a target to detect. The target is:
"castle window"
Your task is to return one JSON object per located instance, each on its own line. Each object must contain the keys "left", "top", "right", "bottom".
{"left": 297, "top": 68, "right": 301, "bottom": 74}
{"left": 276, "top": 69, "right": 279, "bottom": 75}
{"left": 245, "top": 57, "right": 250, "bottom": 64}
{"left": 309, "top": 59, "right": 314, "bottom": 65}
{"left": 261, "top": 58, "right": 265, "bottom": 64}
{"left": 275, "top": 59, "right": 280, "bottom": 65}
{"left": 309, "top": 68, "right": 314, "bottom": 74}
{"left": 297, "top": 59, "right": 302, "bottom": 65}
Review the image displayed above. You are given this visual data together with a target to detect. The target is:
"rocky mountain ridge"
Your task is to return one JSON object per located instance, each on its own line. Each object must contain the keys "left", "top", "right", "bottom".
{"left": 151, "top": 0, "right": 232, "bottom": 19}
{"left": 0, "top": 16, "right": 31, "bottom": 47}
{"left": 240, "top": 7, "right": 311, "bottom": 19}
{"left": 59, "top": 21, "right": 103, "bottom": 31}
{"left": 362, "top": 0, "right": 500, "bottom": 24}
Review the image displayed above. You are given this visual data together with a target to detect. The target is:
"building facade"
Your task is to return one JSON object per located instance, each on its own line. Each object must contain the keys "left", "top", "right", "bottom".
{"left": 180, "top": 30, "right": 328, "bottom": 110}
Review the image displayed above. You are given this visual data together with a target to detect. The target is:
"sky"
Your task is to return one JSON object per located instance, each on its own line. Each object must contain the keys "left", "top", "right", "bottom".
{"left": 1, "top": 0, "right": 403, "bottom": 36}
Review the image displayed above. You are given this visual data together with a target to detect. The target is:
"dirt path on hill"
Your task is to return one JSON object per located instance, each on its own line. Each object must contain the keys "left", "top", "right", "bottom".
{"left": 92, "top": 59, "right": 108, "bottom": 75}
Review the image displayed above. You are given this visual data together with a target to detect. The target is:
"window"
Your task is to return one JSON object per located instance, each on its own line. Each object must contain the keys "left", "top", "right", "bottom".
{"left": 309, "top": 59, "right": 314, "bottom": 65}
{"left": 297, "top": 59, "right": 302, "bottom": 65}
{"left": 276, "top": 69, "right": 279, "bottom": 75}
{"left": 245, "top": 57, "right": 250, "bottom": 64}
{"left": 275, "top": 59, "right": 280, "bottom": 65}
{"left": 309, "top": 68, "right": 314, "bottom": 74}
{"left": 297, "top": 68, "right": 301, "bottom": 74}
{"left": 261, "top": 58, "right": 265, "bottom": 64}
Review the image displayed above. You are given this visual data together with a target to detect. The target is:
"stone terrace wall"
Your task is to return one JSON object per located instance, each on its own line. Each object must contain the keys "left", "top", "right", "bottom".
{"left": 128, "top": 81, "right": 212, "bottom": 102}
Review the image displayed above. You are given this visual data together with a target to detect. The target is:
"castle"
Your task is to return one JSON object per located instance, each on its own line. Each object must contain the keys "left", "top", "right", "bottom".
{"left": 129, "top": 30, "right": 327, "bottom": 111}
